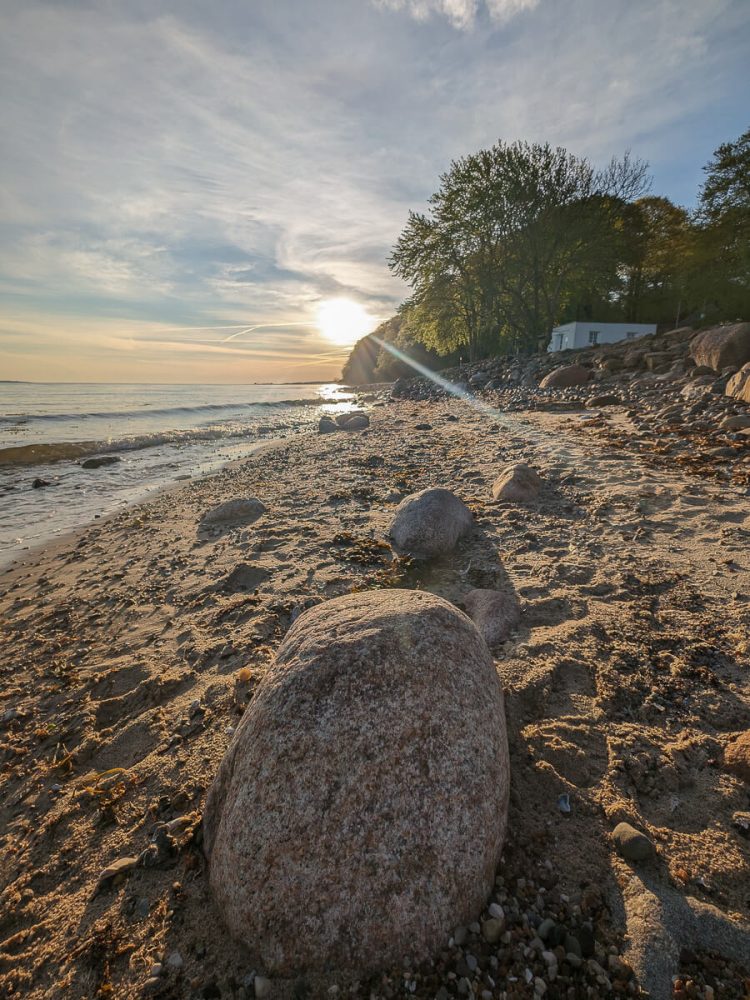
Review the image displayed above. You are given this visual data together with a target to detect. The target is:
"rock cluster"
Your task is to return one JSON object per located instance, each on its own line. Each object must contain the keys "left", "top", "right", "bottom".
{"left": 204, "top": 590, "right": 510, "bottom": 974}
{"left": 319, "top": 411, "right": 371, "bottom": 433}
{"left": 385, "top": 323, "right": 750, "bottom": 488}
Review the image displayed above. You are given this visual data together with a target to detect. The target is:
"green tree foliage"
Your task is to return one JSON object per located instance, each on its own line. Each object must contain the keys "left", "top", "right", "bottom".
{"left": 619, "top": 196, "right": 695, "bottom": 326}
{"left": 694, "top": 126, "right": 750, "bottom": 321}
{"left": 389, "top": 141, "right": 649, "bottom": 359}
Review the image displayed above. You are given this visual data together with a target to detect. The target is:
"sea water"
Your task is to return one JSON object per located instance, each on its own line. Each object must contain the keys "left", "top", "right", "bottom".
{"left": 0, "top": 382, "right": 356, "bottom": 565}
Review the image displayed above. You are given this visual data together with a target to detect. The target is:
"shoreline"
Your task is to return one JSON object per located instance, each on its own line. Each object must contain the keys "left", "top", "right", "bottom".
{"left": 0, "top": 395, "right": 748, "bottom": 999}
{"left": 0, "top": 437, "right": 290, "bottom": 575}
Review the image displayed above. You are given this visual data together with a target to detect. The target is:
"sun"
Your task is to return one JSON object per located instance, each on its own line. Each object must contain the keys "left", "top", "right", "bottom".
{"left": 317, "top": 298, "right": 375, "bottom": 346}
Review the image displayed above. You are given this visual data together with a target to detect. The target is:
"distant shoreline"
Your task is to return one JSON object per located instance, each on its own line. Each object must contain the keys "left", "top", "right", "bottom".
{"left": 0, "top": 379, "right": 339, "bottom": 386}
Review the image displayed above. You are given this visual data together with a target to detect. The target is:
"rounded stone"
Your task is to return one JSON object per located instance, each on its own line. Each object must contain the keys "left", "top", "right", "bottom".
{"left": 463, "top": 589, "right": 520, "bottom": 645}
{"left": 199, "top": 498, "right": 266, "bottom": 529}
{"left": 203, "top": 590, "right": 510, "bottom": 974}
{"left": 490, "top": 463, "right": 543, "bottom": 503}
{"left": 612, "top": 822, "right": 654, "bottom": 862}
{"left": 388, "top": 488, "right": 473, "bottom": 559}
{"left": 539, "top": 364, "right": 591, "bottom": 389}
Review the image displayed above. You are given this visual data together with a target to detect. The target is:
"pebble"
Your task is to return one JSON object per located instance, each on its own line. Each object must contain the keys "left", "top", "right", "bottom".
{"left": 96, "top": 856, "right": 138, "bottom": 891}
{"left": 452, "top": 925, "right": 469, "bottom": 946}
{"left": 612, "top": 821, "right": 655, "bottom": 861}
{"left": 254, "top": 975, "right": 272, "bottom": 998}
{"left": 481, "top": 918, "right": 504, "bottom": 944}
{"left": 537, "top": 917, "right": 555, "bottom": 941}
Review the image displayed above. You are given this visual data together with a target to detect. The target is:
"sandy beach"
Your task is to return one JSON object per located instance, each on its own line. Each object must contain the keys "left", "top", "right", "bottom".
{"left": 1, "top": 390, "right": 749, "bottom": 999}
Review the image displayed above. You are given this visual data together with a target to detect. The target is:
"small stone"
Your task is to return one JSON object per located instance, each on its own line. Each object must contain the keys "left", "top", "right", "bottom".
{"left": 491, "top": 462, "right": 543, "bottom": 503}
{"left": 481, "top": 918, "right": 504, "bottom": 944}
{"left": 81, "top": 455, "right": 120, "bottom": 469}
{"left": 537, "top": 918, "right": 556, "bottom": 942}
{"left": 488, "top": 903, "right": 504, "bottom": 920}
{"left": 564, "top": 934, "right": 582, "bottom": 958}
{"left": 534, "top": 977, "right": 547, "bottom": 996}
{"left": 96, "top": 856, "right": 138, "bottom": 892}
{"left": 149, "top": 964, "right": 163, "bottom": 977}
{"left": 199, "top": 498, "right": 266, "bottom": 529}
{"left": 463, "top": 589, "right": 520, "bottom": 645}
{"left": 612, "top": 822, "right": 655, "bottom": 861}
{"left": 254, "top": 976, "right": 272, "bottom": 998}
{"left": 453, "top": 925, "right": 469, "bottom": 946}
{"left": 166, "top": 951, "right": 183, "bottom": 969}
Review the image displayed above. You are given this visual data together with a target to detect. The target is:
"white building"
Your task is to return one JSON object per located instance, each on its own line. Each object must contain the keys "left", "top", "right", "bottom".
{"left": 547, "top": 321, "right": 656, "bottom": 353}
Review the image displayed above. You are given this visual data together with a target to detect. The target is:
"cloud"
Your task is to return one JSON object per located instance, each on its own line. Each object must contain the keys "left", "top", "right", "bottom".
{"left": 374, "top": 0, "right": 539, "bottom": 29}
{"left": 0, "top": 0, "right": 748, "bottom": 381}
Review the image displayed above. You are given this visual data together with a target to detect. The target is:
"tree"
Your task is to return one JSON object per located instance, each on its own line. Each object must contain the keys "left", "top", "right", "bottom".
{"left": 390, "top": 141, "right": 649, "bottom": 359}
{"left": 619, "top": 196, "right": 695, "bottom": 326}
{"left": 693, "top": 127, "right": 750, "bottom": 320}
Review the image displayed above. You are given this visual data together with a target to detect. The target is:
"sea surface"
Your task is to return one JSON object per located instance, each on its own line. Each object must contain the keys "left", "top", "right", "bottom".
{"left": 0, "top": 382, "right": 356, "bottom": 566}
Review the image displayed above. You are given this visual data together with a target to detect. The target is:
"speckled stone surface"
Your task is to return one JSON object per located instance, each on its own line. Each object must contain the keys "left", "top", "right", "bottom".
{"left": 388, "top": 488, "right": 473, "bottom": 559}
{"left": 203, "top": 589, "right": 509, "bottom": 974}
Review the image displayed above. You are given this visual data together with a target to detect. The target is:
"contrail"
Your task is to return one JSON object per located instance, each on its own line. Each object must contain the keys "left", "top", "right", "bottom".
{"left": 222, "top": 322, "right": 311, "bottom": 343}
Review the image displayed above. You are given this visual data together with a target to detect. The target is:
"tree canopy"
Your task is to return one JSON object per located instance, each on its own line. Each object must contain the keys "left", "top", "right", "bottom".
{"left": 385, "top": 131, "right": 749, "bottom": 363}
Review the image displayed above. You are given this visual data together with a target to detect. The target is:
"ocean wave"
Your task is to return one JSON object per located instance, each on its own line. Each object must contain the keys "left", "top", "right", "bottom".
{"left": 0, "top": 421, "right": 303, "bottom": 468}
{"left": 0, "top": 397, "right": 324, "bottom": 424}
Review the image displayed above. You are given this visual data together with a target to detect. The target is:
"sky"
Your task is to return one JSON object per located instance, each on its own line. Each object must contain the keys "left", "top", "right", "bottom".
{"left": 0, "top": 0, "right": 748, "bottom": 384}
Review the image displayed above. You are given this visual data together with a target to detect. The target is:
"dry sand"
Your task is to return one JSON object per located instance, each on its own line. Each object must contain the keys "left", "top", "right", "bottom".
{"left": 1, "top": 399, "right": 749, "bottom": 999}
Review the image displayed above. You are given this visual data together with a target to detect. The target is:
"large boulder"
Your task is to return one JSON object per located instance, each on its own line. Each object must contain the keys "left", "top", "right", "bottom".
{"left": 203, "top": 590, "right": 510, "bottom": 973}
{"left": 726, "top": 363, "right": 750, "bottom": 405}
{"left": 491, "top": 462, "right": 543, "bottom": 503}
{"left": 389, "top": 487, "right": 473, "bottom": 559}
{"left": 539, "top": 364, "right": 591, "bottom": 389}
{"left": 689, "top": 322, "right": 750, "bottom": 373}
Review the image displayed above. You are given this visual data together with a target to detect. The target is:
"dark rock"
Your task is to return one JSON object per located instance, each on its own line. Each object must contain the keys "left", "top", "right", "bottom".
{"left": 612, "top": 822, "right": 654, "bottom": 861}
{"left": 318, "top": 416, "right": 337, "bottom": 434}
{"left": 81, "top": 456, "right": 120, "bottom": 469}
{"left": 586, "top": 394, "right": 620, "bottom": 408}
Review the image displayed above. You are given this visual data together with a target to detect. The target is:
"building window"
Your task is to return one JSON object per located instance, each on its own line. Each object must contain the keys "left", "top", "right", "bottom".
{"left": 588, "top": 330, "right": 599, "bottom": 345}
